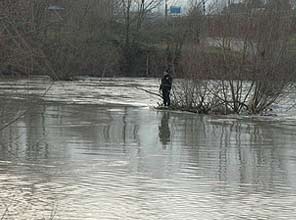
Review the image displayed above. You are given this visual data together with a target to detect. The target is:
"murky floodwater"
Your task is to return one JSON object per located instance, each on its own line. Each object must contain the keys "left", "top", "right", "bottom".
{"left": 0, "top": 77, "right": 296, "bottom": 220}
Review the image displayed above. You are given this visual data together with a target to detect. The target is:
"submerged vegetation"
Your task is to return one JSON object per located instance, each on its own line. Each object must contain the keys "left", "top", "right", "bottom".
{"left": 170, "top": 0, "right": 296, "bottom": 115}
{"left": 1, "top": 0, "right": 296, "bottom": 115}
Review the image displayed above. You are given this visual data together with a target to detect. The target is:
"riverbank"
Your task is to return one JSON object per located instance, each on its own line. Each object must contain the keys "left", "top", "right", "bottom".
{"left": 1, "top": 76, "right": 296, "bottom": 119}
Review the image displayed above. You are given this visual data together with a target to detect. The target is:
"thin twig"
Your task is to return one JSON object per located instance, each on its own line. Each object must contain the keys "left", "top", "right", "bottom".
{"left": 135, "top": 86, "right": 162, "bottom": 98}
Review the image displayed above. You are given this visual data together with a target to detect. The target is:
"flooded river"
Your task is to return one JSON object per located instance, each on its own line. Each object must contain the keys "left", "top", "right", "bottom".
{"left": 0, "top": 77, "right": 296, "bottom": 219}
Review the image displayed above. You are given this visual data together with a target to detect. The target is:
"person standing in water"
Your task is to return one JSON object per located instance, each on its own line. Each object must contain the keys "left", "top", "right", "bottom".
{"left": 159, "top": 70, "right": 173, "bottom": 106}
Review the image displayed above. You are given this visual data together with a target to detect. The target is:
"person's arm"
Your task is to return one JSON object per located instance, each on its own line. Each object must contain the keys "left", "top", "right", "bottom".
{"left": 159, "top": 78, "right": 163, "bottom": 91}
{"left": 168, "top": 76, "right": 173, "bottom": 89}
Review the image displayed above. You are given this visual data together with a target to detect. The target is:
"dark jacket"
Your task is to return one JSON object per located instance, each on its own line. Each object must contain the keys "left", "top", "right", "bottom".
{"left": 160, "top": 73, "right": 172, "bottom": 91}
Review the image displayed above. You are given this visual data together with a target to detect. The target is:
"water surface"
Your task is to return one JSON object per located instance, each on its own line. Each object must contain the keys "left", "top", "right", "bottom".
{"left": 0, "top": 78, "right": 296, "bottom": 220}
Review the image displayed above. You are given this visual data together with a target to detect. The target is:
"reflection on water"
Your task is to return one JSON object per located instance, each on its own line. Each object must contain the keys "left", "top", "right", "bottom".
{"left": 1, "top": 102, "right": 296, "bottom": 219}
{"left": 159, "top": 112, "right": 170, "bottom": 147}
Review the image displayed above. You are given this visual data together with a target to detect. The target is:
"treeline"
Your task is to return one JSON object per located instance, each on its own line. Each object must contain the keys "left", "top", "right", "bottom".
{"left": 0, "top": 0, "right": 186, "bottom": 79}
{"left": 171, "top": 0, "right": 296, "bottom": 114}
{"left": 0, "top": 0, "right": 296, "bottom": 81}
{"left": 1, "top": 0, "right": 296, "bottom": 114}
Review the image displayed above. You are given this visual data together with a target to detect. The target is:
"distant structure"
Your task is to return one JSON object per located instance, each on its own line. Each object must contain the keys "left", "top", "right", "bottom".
{"left": 47, "top": 4, "right": 65, "bottom": 22}
{"left": 164, "top": 0, "right": 185, "bottom": 18}
{"left": 169, "top": 6, "right": 182, "bottom": 15}
{"left": 202, "top": 0, "right": 206, "bottom": 14}
{"left": 47, "top": 5, "right": 65, "bottom": 11}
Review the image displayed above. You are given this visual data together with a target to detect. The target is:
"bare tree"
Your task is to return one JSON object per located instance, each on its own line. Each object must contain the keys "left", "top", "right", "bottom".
{"left": 115, "top": 0, "right": 162, "bottom": 75}
{"left": 172, "top": 0, "right": 294, "bottom": 114}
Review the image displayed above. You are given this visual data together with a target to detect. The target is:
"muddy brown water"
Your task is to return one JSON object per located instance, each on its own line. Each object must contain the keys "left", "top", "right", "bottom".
{"left": 0, "top": 77, "right": 296, "bottom": 219}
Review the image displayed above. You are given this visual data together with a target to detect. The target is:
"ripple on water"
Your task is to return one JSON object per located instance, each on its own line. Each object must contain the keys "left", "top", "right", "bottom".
{"left": 1, "top": 78, "right": 296, "bottom": 219}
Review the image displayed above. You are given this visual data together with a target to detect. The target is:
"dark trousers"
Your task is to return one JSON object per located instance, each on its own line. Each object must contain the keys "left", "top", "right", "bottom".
{"left": 162, "top": 89, "right": 171, "bottom": 106}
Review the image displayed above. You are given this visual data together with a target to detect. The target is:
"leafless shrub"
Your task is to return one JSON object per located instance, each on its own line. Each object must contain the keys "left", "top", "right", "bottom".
{"left": 172, "top": 0, "right": 295, "bottom": 115}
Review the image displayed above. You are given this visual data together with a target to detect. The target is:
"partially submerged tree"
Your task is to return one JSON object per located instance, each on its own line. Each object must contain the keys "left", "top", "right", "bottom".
{"left": 172, "top": 0, "right": 295, "bottom": 114}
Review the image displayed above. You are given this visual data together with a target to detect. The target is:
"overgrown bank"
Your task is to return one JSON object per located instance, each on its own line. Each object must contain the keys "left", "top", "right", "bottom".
{"left": 0, "top": 0, "right": 183, "bottom": 79}
{"left": 1, "top": 0, "right": 296, "bottom": 115}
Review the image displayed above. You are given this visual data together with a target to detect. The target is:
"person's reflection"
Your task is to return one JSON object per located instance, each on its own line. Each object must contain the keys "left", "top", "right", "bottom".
{"left": 159, "top": 112, "right": 170, "bottom": 147}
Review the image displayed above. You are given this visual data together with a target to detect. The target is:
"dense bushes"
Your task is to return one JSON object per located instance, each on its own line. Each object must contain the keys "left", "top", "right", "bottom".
{"left": 0, "top": 0, "right": 171, "bottom": 79}
{"left": 1, "top": 0, "right": 296, "bottom": 115}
